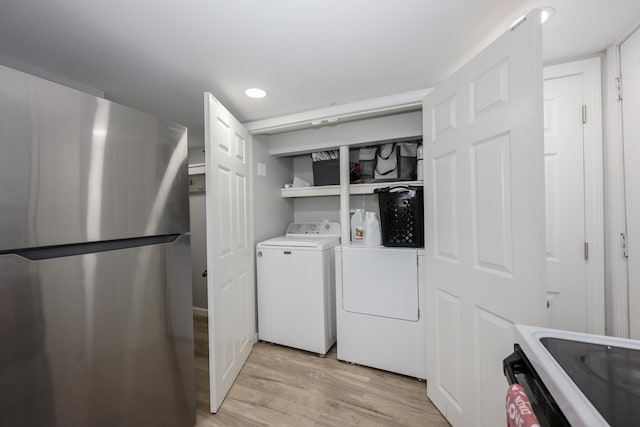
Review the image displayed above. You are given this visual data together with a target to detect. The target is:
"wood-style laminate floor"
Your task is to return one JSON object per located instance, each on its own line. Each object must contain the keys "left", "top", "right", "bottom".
{"left": 193, "top": 315, "right": 450, "bottom": 427}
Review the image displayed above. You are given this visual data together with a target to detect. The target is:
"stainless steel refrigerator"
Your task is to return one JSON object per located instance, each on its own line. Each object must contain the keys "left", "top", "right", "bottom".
{"left": 0, "top": 64, "right": 196, "bottom": 426}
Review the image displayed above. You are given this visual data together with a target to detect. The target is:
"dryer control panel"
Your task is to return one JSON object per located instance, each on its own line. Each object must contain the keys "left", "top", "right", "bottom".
{"left": 285, "top": 221, "right": 340, "bottom": 236}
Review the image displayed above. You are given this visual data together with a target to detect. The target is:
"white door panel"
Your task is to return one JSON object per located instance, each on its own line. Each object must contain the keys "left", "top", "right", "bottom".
{"left": 543, "top": 75, "right": 587, "bottom": 332}
{"left": 204, "top": 93, "right": 255, "bottom": 412}
{"left": 471, "top": 133, "right": 513, "bottom": 276}
{"left": 433, "top": 153, "right": 458, "bottom": 261}
{"left": 622, "top": 28, "right": 640, "bottom": 339}
{"left": 423, "top": 12, "right": 545, "bottom": 427}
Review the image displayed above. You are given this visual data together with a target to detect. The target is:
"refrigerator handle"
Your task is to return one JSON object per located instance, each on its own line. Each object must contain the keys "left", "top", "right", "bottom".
{"left": 8, "top": 234, "right": 181, "bottom": 261}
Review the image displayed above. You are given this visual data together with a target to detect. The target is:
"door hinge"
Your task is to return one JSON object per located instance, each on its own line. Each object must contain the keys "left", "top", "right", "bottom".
{"left": 622, "top": 233, "right": 629, "bottom": 258}
{"left": 616, "top": 77, "right": 623, "bottom": 101}
{"left": 582, "top": 105, "right": 587, "bottom": 124}
{"left": 584, "top": 242, "right": 589, "bottom": 261}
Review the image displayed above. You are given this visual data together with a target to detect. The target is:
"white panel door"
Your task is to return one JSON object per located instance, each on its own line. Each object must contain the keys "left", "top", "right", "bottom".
{"left": 204, "top": 92, "right": 255, "bottom": 412}
{"left": 622, "top": 28, "right": 640, "bottom": 339}
{"left": 543, "top": 74, "right": 588, "bottom": 332}
{"left": 423, "top": 12, "right": 546, "bottom": 427}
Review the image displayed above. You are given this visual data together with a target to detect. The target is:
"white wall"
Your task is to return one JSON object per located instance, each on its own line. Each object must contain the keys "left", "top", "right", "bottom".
{"left": 252, "top": 135, "right": 294, "bottom": 244}
{"left": 293, "top": 195, "right": 380, "bottom": 226}
{"left": 187, "top": 128, "right": 207, "bottom": 308}
{"left": 188, "top": 146, "right": 205, "bottom": 164}
{"left": 293, "top": 155, "right": 314, "bottom": 185}
{"left": 187, "top": 134, "right": 207, "bottom": 309}
{"left": 188, "top": 190, "right": 208, "bottom": 309}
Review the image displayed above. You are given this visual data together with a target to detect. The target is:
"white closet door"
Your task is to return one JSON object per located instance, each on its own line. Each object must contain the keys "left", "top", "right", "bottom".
{"left": 204, "top": 92, "right": 256, "bottom": 412}
{"left": 622, "top": 28, "right": 640, "bottom": 339}
{"left": 423, "top": 12, "right": 546, "bottom": 426}
{"left": 543, "top": 74, "right": 587, "bottom": 332}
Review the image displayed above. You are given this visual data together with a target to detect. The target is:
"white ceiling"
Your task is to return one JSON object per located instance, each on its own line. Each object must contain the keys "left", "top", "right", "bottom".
{"left": 1, "top": 0, "right": 639, "bottom": 146}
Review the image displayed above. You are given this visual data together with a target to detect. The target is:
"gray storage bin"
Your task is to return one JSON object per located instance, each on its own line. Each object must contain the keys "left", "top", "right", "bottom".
{"left": 311, "top": 151, "right": 340, "bottom": 186}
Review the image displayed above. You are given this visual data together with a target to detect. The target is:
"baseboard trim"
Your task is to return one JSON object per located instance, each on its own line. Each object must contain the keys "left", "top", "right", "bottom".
{"left": 193, "top": 307, "right": 208, "bottom": 317}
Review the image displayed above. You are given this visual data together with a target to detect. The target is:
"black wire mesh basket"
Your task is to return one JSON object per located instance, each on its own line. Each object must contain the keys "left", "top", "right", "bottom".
{"left": 374, "top": 185, "right": 424, "bottom": 247}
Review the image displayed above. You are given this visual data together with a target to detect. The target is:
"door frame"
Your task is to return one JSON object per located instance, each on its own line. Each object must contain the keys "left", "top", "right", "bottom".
{"left": 604, "top": 21, "right": 640, "bottom": 338}
{"left": 543, "top": 57, "right": 604, "bottom": 334}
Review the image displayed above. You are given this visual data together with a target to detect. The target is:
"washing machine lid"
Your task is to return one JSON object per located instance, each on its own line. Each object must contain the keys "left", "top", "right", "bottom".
{"left": 258, "top": 235, "right": 340, "bottom": 250}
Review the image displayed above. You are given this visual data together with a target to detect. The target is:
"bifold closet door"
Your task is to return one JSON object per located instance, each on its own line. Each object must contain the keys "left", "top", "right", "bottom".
{"left": 423, "top": 11, "right": 546, "bottom": 427}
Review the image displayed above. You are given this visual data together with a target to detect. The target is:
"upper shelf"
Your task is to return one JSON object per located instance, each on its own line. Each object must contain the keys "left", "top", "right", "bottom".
{"left": 188, "top": 163, "right": 205, "bottom": 175}
{"left": 281, "top": 181, "right": 424, "bottom": 198}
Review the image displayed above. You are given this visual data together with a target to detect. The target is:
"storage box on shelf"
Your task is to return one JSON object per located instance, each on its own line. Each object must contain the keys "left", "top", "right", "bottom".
{"left": 312, "top": 159, "right": 340, "bottom": 185}
{"left": 311, "top": 150, "right": 340, "bottom": 186}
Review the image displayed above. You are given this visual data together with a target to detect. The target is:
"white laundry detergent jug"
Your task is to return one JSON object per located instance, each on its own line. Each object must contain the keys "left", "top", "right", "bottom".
{"left": 363, "top": 211, "right": 382, "bottom": 246}
{"left": 351, "top": 209, "right": 365, "bottom": 242}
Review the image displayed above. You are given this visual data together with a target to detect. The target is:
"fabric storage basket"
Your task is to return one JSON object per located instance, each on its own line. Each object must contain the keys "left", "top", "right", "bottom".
{"left": 374, "top": 142, "right": 420, "bottom": 181}
{"left": 358, "top": 147, "right": 377, "bottom": 183}
{"left": 374, "top": 185, "right": 424, "bottom": 247}
{"left": 359, "top": 141, "right": 420, "bottom": 183}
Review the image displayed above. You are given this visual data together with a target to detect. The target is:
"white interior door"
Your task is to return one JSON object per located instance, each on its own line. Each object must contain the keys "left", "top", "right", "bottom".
{"left": 622, "top": 28, "right": 640, "bottom": 339}
{"left": 423, "top": 12, "right": 546, "bottom": 427}
{"left": 543, "top": 75, "right": 588, "bottom": 332}
{"left": 204, "top": 92, "right": 256, "bottom": 412}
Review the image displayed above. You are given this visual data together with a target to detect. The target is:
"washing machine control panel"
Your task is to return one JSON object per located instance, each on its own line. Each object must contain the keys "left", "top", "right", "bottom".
{"left": 286, "top": 221, "right": 340, "bottom": 236}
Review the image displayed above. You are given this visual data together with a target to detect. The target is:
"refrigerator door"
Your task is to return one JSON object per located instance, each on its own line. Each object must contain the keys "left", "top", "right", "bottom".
{"left": 0, "top": 235, "right": 195, "bottom": 427}
{"left": 0, "top": 64, "right": 189, "bottom": 251}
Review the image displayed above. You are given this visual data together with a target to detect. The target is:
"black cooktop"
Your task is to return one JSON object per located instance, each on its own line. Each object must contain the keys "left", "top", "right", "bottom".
{"left": 541, "top": 337, "right": 640, "bottom": 426}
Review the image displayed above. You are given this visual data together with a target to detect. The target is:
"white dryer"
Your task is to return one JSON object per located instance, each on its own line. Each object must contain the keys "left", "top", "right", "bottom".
{"left": 336, "top": 245, "right": 426, "bottom": 379}
{"left": 256, "top": 221, "right": 340, "bottom": 355}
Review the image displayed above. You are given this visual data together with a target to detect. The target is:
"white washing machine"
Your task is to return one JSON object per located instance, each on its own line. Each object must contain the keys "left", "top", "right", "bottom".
{"left": 256, "top": 221, "right": 340, "bottom": 355}
{"left": 335, "top": 245, "right": 426, "bottom": 379}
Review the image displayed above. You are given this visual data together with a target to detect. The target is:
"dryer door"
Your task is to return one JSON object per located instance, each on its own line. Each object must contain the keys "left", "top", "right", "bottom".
{"left": 342, "top": 246, "right": 418, "bottom": 321}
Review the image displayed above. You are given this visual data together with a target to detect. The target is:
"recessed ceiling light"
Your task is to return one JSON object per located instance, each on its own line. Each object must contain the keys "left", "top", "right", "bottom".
{"left": 539, "top": 7, "right": 555, "bottom": 24}
{"left": 245, "top": 88, "right": 267, "bottom": 99}
{"left": 510, "top": 6, "right": 555, "bottom": 30}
